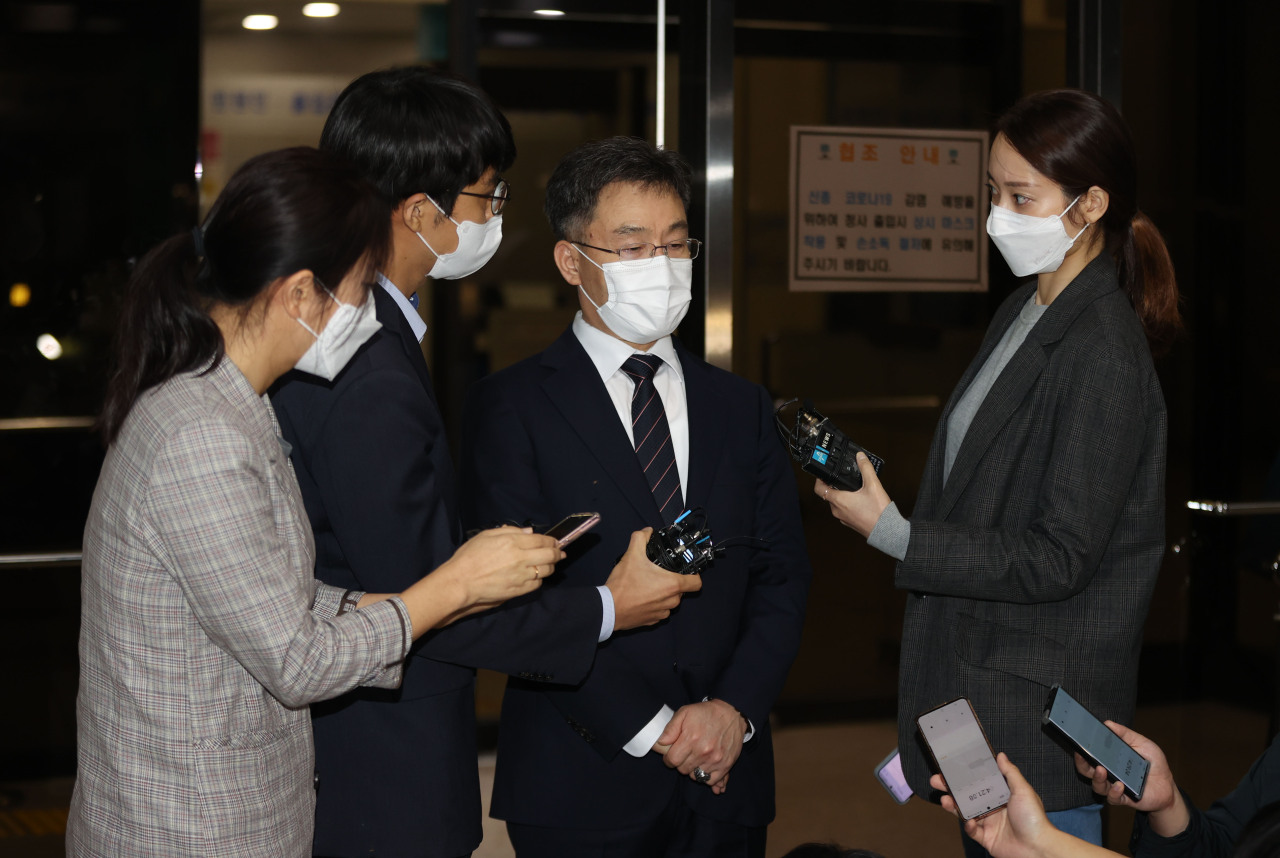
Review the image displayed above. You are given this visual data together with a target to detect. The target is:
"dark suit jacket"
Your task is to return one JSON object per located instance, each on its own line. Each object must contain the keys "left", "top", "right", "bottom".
{"left": 271, "top": 286, "right": 604, "bottom": 858}
{"left": 459, "top": 326, "right": 811, "bottom": 831}
{"left": 895, "top": 254, "right": 1167, "bottom": 810}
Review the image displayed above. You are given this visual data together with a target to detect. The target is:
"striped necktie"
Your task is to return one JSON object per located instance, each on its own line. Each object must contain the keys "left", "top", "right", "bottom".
{"left": 623, "top": 353, "right": 684, "bottom": 524}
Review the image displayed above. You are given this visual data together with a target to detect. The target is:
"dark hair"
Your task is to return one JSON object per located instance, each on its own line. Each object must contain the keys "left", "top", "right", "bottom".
{"left": 319, "top": 66, "right": 516, "bottom": 215}
{"left": 97, "top": 146, "right": 390, "bottom": 444}
{"left": 544, "top": 136, "right": 693, "bottom": 240}
{"left": 995, "top": 88, "right": 1181, "bottom": 354}
{"left": 1235, "top": 800, "right": 1280, "bottom": 858}
{"left": 779, "top": 843, "right": 886, "bottom": 858}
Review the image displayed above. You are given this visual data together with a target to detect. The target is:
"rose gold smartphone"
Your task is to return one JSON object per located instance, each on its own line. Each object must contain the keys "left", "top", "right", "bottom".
{"left": 916, "top": 697, "right": 1010, "bottom": 820}
{"left": 543, "top": 512, "right": 600, "bottom": 548}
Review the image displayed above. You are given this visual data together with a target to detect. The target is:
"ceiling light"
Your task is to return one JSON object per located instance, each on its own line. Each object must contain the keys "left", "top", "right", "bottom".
{"left": 533, "top": 9, "right": 565, "bottom": 16}
{"left": 242, "top": 14, "right": 278, "bottom": 30}
{"left": 302, "top": 3, "right": 340, "bottom": 17}
{"left": 9, "top": 283, "right": 31, "bottom": 308}
{"left": 36, "top": 334, "right": 62, "bottom": 360}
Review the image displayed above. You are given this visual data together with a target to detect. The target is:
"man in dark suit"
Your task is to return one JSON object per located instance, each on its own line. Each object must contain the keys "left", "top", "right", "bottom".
{"left": 459, "top": 137, "right": 812, "bottom": 858}
{"left": 272, "top": 70, "right": 697, "bottom": 858}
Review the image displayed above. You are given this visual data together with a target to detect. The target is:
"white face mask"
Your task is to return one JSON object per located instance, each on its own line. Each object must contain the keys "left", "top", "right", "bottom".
{"left": 573, "top": 246, "right": 692, "bottom": 345}
{"left": 416, "top": 195, "right": 503, "bottom": 280}
{"left": 294, "top": 285, "right": 381, "bottom": 381}
{"left": 986, "top": 196, "right": 1089, "bottom": 277}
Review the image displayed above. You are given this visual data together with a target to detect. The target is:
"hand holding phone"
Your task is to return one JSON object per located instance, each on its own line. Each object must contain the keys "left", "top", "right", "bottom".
{"left": 916, "top": 697, "right": 1010, "bottom": 820}
{"left": 1043, "top": 685, "right": 1149, "bottom": 801}
{"left": 543, "top": 512, "right": 600, "bottom": 548}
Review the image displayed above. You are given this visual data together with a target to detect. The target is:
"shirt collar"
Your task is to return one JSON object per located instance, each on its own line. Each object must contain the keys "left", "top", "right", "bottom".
{"left": 376, "top": 272, "right": 428, "bottom": 343}
{"left": 571, "top": 311, "right": 683, "bottom": 385}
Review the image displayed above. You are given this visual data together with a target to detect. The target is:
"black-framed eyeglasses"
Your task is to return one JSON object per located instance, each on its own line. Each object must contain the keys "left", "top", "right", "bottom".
{"left": 574, "top": 238, "right": 702, "bottom": 262}
{"left": 455, "top": 178, "right": 511, "bottom": 216}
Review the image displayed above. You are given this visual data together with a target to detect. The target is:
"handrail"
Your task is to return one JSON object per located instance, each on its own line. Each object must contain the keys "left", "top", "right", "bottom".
{"left": 1186, "top": 500, "right": 1280, "bottom": 516}
{"left": 0, "top": 416, "right": 95, "bottom": 431}
{"left": 0, "top": 552, "right": 83, "bottom": 568}
{"left": 773, "top": 395, "right": 943, "bottom": 414}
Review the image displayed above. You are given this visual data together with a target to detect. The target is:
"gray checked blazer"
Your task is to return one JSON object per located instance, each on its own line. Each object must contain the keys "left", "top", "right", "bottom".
{"left": 68, "top": 358, "right": 412, "bottom": 857}
{"left": 894, "top": 254, "right": 1167, "bottom": 811}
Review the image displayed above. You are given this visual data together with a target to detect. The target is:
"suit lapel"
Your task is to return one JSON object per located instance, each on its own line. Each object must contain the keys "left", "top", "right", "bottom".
{"left": 934, "top": 255, "right": 1121, "bottom": 519}
{"left": 676, "top": 340, "right": 729, "bottom": 509}
{"left": 936, "top": 332, "right": 1047, "bottom": 518}
{"left": 539, "top": 329, "right": 663, "bottom": 525}
{"left": 918, "top": 285, "right": 1031, "bottom": 518}
{"left": 373, "top": 286, "right": 437, "bottom": 400}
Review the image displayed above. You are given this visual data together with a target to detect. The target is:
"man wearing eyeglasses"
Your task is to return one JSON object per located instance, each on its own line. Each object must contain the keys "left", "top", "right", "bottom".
{"left": 460, "top": 137, "right": 812, "bottom": 858}
{"left": 271, "top": 73, "right": 696, "bottom": 858}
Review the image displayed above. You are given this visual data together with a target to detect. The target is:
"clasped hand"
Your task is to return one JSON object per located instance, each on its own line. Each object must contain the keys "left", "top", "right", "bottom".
{"left": 650, "top": 699, "right": 746, "bottom": 795}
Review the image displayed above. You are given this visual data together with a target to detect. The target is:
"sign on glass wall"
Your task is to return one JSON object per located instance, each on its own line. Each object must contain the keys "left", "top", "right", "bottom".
{"left": 789, "top": 126, "right": 989, "bottom": 292}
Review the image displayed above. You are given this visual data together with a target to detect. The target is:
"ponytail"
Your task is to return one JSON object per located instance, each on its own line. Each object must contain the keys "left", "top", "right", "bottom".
{"left": 96, "top": 228, "right": 223, "bottom": 445}
{"left": 1117, "top": 211, "right": 1181, "bottom": 357}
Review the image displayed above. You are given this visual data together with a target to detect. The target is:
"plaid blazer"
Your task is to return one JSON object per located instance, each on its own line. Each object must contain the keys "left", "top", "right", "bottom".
{"left": 894, "top": 254, "right": 1167, "bottom": 811}
{"left": 68, "top": 358, "right": 411, "bottom": 857}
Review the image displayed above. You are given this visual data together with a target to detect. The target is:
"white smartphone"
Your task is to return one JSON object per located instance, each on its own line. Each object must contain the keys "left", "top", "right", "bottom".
{"left": 1042, "top": 684, "right": 1149, "bottom": 801}
{"left": 543, "top": 512, "right": 600, "bottom": 548}
{"left": 916, "top": 697, "right": 1010, "bottom": 820}
{"left": 873, "top": 748, "right": 913, "bottom": 804}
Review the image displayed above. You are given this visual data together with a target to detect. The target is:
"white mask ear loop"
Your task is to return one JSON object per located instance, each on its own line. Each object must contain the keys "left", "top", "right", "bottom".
{"left": 293, "top": 283, "right": 336, "bottom": 338}
{"left": 1061, "top": 196, "right": 1090, "bottom": 242}
{"left": 571, "top": 244, "right": 607, "bottom": 310}
{"left": 415, "top": 196, "right": 457, "bottom": 257}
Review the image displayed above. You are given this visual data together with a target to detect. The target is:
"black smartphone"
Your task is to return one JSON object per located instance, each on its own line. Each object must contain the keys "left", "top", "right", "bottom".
{"left": 916, "top": 697, "right": 1010, "bottom": 820}
{"left": 873, "top": 748, "right": 913, "bottom": 805}
{"left": 543, "top": 512, "right": 600, "bottom": 548}
{"left": 1042, "top": 684, "right": 1149, "bottom": 801}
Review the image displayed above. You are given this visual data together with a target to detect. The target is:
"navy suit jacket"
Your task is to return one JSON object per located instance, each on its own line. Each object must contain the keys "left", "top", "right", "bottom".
{"left": 459, "top": 326, "right": 811, "bottom": 831}
{"left": 271, "top": 287, "right": 603, "bottom": 858}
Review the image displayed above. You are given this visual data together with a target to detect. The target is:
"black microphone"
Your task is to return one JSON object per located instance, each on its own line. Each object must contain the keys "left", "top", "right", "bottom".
{"left": 774, "top": 398, "right": 884, "bottom": 491}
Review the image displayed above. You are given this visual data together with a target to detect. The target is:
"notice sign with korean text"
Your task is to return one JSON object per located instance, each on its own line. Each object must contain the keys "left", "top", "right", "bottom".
{"left": 790, "top": 126, "right": 989, "bottom": 292}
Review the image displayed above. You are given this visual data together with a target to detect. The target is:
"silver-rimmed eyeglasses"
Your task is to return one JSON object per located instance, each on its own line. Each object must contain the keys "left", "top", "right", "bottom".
{"left": 574, "top": 238, "right": 702, "bottom": 262}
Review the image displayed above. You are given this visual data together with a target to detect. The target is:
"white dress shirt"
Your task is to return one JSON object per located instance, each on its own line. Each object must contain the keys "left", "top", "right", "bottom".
{"left": 376, "top": 273, "right": 428, "bottom": 343}
{"left": 571, "top": 313, "right": 690, "bottom": 756}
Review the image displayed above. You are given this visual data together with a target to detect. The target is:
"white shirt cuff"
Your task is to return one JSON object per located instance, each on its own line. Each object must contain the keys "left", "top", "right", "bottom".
{"left": 596, "top": 585, "right": 614, "bottom": 643}
{"left": 623, "top": 704, "right": 674, "bottom": 757}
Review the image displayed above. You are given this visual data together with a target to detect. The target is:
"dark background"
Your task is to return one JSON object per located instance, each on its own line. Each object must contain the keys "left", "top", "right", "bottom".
{"left": 2, "top": 0, "right": 1279, "bottom": 785}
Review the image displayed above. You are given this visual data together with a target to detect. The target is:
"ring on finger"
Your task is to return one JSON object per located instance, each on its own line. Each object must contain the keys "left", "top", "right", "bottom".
{"left": 694, "top": 767, "right": 710, "bottom": 784}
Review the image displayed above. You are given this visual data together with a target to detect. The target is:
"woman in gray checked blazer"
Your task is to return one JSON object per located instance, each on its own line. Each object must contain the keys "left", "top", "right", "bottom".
{"left": 67, "top": 147, "right": 562, "bottom": 858}
{"left": 819, "top": 90, "right": 1181, "bottom": 855}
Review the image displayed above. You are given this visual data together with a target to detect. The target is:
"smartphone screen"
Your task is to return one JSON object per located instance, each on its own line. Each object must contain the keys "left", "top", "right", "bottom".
{"left": 1042, "top": 685, "right": 1148, "bottom": 800}
{"left": 916, "top": 697, "right": 1010, "bottom": 820}
{"left": 873, "top": 748, "right": 913, "bottom": 804}
{"left": 543, "top": 512, "right": 600, "bottom": 548}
